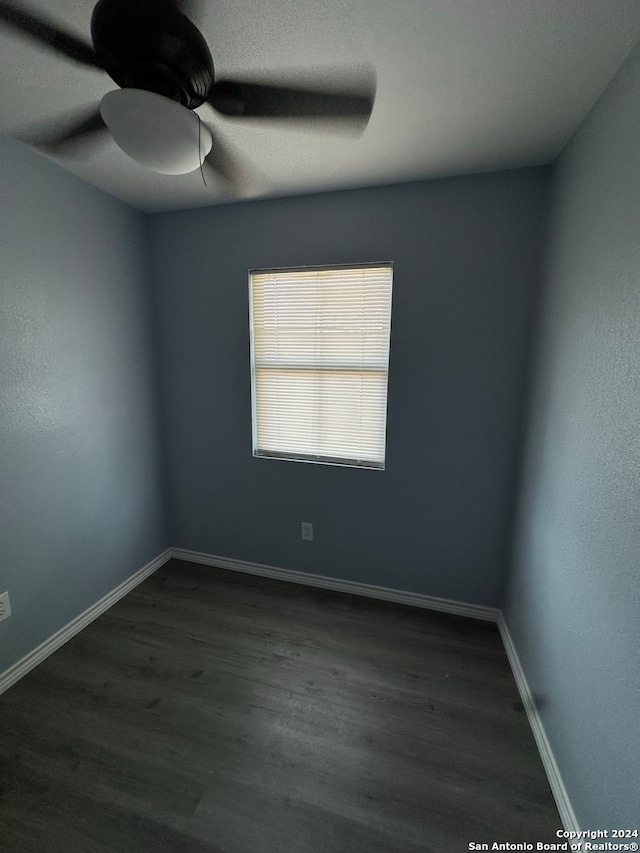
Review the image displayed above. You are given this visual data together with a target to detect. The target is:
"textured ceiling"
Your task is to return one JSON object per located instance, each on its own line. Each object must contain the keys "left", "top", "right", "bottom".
{"left": 1, "top": 0, "right": 639, "bottom": 212}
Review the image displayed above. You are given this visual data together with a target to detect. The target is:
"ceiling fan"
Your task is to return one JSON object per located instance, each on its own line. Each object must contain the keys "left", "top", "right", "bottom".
{"left": 0, "top": 0, "right": 375, "bottom": 194}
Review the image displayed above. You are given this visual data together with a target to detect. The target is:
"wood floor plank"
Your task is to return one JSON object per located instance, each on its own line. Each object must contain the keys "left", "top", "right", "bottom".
{"left": 0, "top": 559, "right": 561, "bottom": 852}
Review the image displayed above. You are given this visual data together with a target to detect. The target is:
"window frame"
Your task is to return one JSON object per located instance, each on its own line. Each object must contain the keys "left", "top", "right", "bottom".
{"left": 248, "top": 262, "right": 393, "bottom": 470}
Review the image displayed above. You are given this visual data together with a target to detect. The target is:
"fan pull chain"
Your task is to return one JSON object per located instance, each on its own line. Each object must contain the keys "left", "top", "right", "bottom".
{"left": 198, "top": 116, "right": 207, "bottom": 187}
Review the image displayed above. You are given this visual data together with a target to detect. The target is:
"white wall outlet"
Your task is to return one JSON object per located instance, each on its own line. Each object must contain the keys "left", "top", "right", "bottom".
{"left": 301, "top": 522, "right": 314, "bottom": 541}
{"left": 0, "top": 591, "right": 11, "bottom": 622}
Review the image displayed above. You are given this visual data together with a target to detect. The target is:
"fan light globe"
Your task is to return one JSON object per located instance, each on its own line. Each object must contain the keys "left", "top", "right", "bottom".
{"left": 100, "top": 89, "right": 212, "bottom": 175}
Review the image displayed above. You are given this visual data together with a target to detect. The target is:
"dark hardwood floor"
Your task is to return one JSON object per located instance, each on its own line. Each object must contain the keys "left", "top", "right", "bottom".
{"left": 0, "top": 559, "right": 561, "bottom": 852}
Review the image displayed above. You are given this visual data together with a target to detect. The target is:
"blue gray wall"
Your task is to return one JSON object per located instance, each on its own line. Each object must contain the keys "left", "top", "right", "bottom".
{"left": 504, "top": 45, "right": 640, "bottom": 826}
{"left": 0, "top": 137, "right": 168, "bottom": 673}
{"left": 150, "top": 168, "right": 550, "bottom": 607}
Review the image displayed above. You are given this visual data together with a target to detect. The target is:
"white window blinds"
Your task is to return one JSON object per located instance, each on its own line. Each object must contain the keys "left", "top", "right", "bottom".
{"left": 249, "top": 264, "right": 393, "bottom": 469}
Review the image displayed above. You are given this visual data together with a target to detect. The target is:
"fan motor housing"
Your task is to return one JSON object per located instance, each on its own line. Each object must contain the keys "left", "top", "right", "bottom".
{"left": 91, "top": 0, "right": 214, "bottom": 108}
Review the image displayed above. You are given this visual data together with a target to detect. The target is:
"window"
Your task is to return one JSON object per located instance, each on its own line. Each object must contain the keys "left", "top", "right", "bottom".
{"left": 249, "top": 263, "right": 393, "bottom": 469}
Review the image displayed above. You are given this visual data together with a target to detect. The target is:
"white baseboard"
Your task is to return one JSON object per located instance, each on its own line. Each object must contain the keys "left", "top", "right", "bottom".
{"left": 497, "top": 613, "right": 580, "bottom": 833}
{"left": 171, "top": 548, "right": 500, "bottom": 622}
{"left": 0, "top": 548, "right": 172, "bottom": 697}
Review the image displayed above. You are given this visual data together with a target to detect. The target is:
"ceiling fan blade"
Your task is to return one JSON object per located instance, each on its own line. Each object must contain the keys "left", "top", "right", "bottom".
{"left": 0, "top": 1, "right": 101, "bottom": 68}
{"left": 19, "top": 106, "right": 109, "bottom": 157}
{"left": 201, "top": 123, "right": 265, "bottom": 198}
{"left": 208, "top": 75, "right": 375, "bottom": 128}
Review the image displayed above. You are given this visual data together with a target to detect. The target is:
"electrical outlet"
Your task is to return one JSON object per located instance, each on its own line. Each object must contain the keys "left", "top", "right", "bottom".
{"left": 301, "top": 522, "right": 314, "bottom": 541}
{"left": 0, "top": 591, "right": 11, "bottom": 623}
